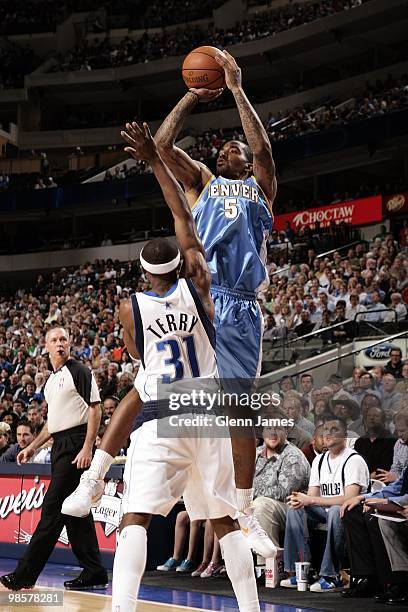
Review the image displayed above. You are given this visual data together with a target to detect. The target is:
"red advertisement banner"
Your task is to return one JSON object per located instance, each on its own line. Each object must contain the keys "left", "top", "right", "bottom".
{"left": 383, "top": 192, "right": 408, "bottom": 216}
{"left": 274, "top": 195, "right": 383, "bottom": 232}
{"left": 0, "top": 474, "right": 120, "bottom": 554}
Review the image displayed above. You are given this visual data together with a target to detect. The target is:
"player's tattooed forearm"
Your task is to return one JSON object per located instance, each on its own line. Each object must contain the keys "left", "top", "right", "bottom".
{"left": 233, "top": 88, "right": 270, "bottom": 155}
{"left": 155, "top": 93, "right": 198, "bottom": 147}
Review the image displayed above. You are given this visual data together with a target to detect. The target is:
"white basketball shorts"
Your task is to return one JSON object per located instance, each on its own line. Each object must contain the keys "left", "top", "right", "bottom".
{"left": 121, "top": 418, "right": 238, "bottom": 521}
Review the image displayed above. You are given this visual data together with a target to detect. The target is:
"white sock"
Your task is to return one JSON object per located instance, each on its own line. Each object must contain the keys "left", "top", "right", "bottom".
{"left": 220, "top": 530, "right": 260, "bottom": 612}
{"left": 112, "top": 525, "right": 147, "bottom": 612}
{"left": 236, "top": 487, "right": 254, "bottom": 513}
{"left": 87, "top": 449, "right": 113, "bottom": 480}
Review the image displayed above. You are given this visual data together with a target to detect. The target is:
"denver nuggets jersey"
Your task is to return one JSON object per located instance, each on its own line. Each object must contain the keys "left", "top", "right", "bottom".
{"left": 192, "top": 175, "right": 273, "bottom": 293}
{"left": 131, "top": 278, "right": 217, "bottom": 403}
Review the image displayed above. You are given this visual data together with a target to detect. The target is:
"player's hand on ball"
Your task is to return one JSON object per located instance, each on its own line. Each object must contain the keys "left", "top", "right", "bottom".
{"left": 121, "top": 121, "right": 157, "bottom": 162}
{"left": 17, "top": 445, "right": 35, "bottom": 465}
{"left": 215, "top": 50, "right": 242, "bottom": 92}
{"left": 189, "top": 87, "right": 224, "bottom": 102}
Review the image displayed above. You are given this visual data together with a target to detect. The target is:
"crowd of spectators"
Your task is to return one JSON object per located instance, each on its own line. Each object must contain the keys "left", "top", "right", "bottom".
{"left": 103, "top": 161, "right": 152, "bottom": 181}
{"left": 0, "top": 0, "right": 222, "bottom": 36}
{"left": 0, "top": 43, "right": 39, "bottom": 90}
{"left": 0, "top": 257, "right": 143, "bottom": 455}
{"left": 52, "top": 0, "right": 366, "bottom": 73}
{"left": 266, "top": 74, "right": 408, "bottom": 142}
{"left": 185, "top": 74, "right": 408, "bottom": 164}
{"left": 259, "top": 224, "right": 408, "bottom": 354}
{"left": 0, "top": 225, "right": 406, "bottom": 450}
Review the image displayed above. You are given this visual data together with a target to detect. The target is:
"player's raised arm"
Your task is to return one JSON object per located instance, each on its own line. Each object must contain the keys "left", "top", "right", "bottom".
{"left": 121, "top": 122, "right": 213, "bottom": 312}
{"left": 215, "top": 50, "right": 277, "bottom": 209}
{"left": 154, "top": 90, "right": 217, "bottom": 196}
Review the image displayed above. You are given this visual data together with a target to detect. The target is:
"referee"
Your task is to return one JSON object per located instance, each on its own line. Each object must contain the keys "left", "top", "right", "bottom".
{"left": 0, "top": 327, "right": 108, "bottom": 591}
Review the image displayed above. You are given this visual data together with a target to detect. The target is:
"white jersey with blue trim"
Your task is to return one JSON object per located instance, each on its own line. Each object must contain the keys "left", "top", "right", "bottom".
{"left": 192, "top": 174, "right": 273, "bottom": 294}
{"left": 131, "top": 278, "right": 217, "bottom": 403}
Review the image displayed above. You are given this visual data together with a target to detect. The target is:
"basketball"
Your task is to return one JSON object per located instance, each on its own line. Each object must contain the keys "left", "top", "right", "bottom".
{"left": 182, "top": 46, "right": 225, "bottom": 90}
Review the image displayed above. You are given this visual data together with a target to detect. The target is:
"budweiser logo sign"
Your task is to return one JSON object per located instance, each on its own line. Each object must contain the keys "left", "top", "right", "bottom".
{"left": 386, "top": 194, "right": 405, "bottom": 213}
{"left": 292, "top": 205, "right": 355, "bottom": 228}
{"left": 0, "top": 483, "right": 45, "bottom": 520}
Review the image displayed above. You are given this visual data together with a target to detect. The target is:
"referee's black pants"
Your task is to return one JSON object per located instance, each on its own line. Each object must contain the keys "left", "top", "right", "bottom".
{"left": 342, "top": 505, "right": 393, "bottom": 585}
{"left": 15, "top": 425, "right": 107, "bottom": 584}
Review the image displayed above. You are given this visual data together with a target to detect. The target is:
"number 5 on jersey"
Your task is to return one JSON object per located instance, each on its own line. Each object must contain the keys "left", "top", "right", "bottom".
{"left": 224, "top": 197, "right": 238, "bottom": 219}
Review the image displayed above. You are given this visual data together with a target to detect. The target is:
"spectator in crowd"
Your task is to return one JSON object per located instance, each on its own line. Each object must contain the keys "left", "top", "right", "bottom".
{"left": 0, "top": 422, "right": 11, "bottom": 457}
{"left": 384, "top": 347, "right": 404, "bottom": 378}
{"left": 27, "top": 404, "right": 45, "bottom": 432}
{"left": 346, "top": 293, "right": 367, "bottom": 322}
{"left": 283, "top": 395, "right": 315, "bottom": 437}
{"left": 396, "top": 362, "right": 408, "bottom": 394}
{"left": 0, "top": 421, "right": 35, "bottom": 462}
{"left": 364, "top": 291, "right": 388, "bottom": 322}
{"left": 375, "top": 410, "right": 408, "bottom": 484}
{"left": 354, "top": 405, "right": 396, "bottom": 476}
{"left": 381, "top": 374, "right": 402, "bottom": 423}
{"left": 12, "top": 399, "right": 25, "bottom": 418}
{"left": 99, "top": 362, "right": 119, "bottom": 400}
{"left": 298, "top": 373, "right": 314, "bottom": 414}
{"left": 349, "top": 392, "right": 382, "bottom": 436}
{"left": 281, "top": 415, "right": 370, "bottom": 592}
{"left": 330, "top": 301, "right": 353, "bottom": 343}
{"left": 301, "top": 424, "right": 326, "bottom": 465}
{"left": 102, "top": 395, "right": 119, "bottom": 425}
{"left": 340, "top": 461, "right": 408, "bottom": 602}
{"left": 351, "top": 371, "right": 376, "bottom": 406}
{"left": 252, "top": 426, "right": 310, "bottom": 553}
{"left": 156, "top": 511, "right": 201, "bottom": 575}
{"left": 329, "top": 392, "right": 360, "bottom": 445}
{"left": 384, "top": 293, "right": 407, "bottom": 322}
{"left": 293, "top": 310, "right": 315, "bottom": 339}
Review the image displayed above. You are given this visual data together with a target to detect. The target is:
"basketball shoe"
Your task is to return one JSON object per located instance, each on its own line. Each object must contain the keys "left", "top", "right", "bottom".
{"left": 238, "top": 510, "right": 277, "bottom": 559}
{"left": 62, "top": 473, "right": 104, "bottom": 517}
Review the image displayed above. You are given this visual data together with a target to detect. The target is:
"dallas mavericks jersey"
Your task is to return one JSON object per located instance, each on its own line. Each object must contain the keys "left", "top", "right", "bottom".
{"left": 131, "top": 278, "right": 217, "bottom": 403}
{"left": 192, "top": 175, "right": 273, "bottom": 294}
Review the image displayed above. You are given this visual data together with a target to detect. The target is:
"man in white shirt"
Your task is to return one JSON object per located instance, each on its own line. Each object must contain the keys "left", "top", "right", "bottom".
{"left": 365, "top": 291, "right": 388, "bottom": 322}
{"left": 281, "top": 415, "right": 369, "bottom": 592}
{"left": 346, "top": 293, "right": 367, "bottom": 322}
{"left": 384, "top": 293, "right": 407, "bottom": 323}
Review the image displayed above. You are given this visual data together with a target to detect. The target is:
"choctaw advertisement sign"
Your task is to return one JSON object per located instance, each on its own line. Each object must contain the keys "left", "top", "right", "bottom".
{"left": 274, "top": 195, "right": 383, "bottom": 231}
{"left": 0, "top": 475, "right": 121, "bottom": 553}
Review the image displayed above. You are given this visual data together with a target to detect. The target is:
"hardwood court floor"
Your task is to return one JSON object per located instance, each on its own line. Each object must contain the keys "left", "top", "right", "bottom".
{"left": 0, "top": 589, "right": 214, "bottom": 612}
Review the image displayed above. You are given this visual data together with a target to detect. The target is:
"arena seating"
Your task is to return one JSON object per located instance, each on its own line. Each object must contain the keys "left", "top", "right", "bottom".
{"left": 51, "top": 0, "right": 369, "bottom": 73}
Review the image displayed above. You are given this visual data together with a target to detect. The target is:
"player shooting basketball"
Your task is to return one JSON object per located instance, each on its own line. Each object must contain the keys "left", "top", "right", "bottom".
{"left": 63, "top": 49, "right": 276, "bottom": 560}
{"left": 154, "top": 49, "right": 277, "bottom": 547}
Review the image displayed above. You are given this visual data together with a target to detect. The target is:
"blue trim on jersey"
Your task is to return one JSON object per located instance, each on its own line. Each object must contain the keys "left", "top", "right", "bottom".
{"left": 144, "top": 280, "right": 179, "bottom": 298}
{"left": 130, "top": 294, "right": 145, "bottom": 369}
{"left": 185, "top": 279, "right": 216, "bottom": 350}
{"left": 132, "top": 400, "right": 158, "bottom": 430}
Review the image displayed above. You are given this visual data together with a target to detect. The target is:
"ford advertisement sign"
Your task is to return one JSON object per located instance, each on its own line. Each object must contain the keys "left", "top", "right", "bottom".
{"left": 364, "top": 344, "right": 396, "bottom": 360}
{"left": 355, "top": 340, "right": 407, "bottom": 368}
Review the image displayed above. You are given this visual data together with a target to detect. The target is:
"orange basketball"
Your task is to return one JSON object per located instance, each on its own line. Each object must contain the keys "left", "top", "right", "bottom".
{"left": 182, "top": 46, "right": 225, "bottom": 90}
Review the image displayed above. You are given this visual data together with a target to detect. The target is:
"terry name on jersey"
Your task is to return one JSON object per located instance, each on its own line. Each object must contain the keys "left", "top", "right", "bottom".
{"left": 209, "top": 182, "right": 259, "bottom": 203}
{"left": 146, "top": 311, "right": 199, "bottom": 339}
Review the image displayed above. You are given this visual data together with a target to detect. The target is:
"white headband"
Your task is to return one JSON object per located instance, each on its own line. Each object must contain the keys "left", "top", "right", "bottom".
{"left": 139, "top": 249, "right": 181, "bottom": 274}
